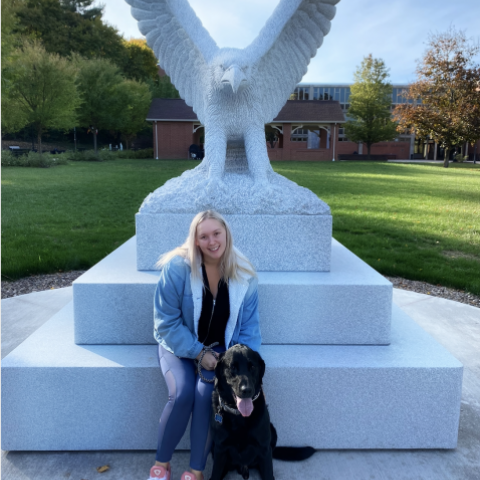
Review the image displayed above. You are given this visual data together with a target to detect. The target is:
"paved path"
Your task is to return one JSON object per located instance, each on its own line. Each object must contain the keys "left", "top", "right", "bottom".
{"left": 387, "top": 159, "right": 478, "bottom": 164}
{"left": 2, "top": 288, "right": 479, "bottom": 480}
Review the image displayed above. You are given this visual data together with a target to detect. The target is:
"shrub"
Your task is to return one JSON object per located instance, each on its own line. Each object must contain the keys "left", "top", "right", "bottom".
{"left": 1, "top": 150, "right": 68, "bottom": 167}
{"left": 65, "top": 150, "right": 105, "bottom": 162}
{"left": 454, "top": 153, "right": 469, "bottom": 163}
{"left": 98, "top": 150, "right": 117, "bottom": 161}
{"left": 115, "top": 148, "right": 154, "bottom": 159}
{"left": 135, "top": 148, "right": 154, "bottom": 159}
{"left": 1, "top": 150, "right": 20, "bottom": 166}
{"left": 64, "top": 150, "right": 87, "bottom": 162}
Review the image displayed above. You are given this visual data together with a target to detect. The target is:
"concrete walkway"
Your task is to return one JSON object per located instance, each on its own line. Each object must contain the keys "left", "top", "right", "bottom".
{"left": 2, "top": 288, "right": 479, "bottom": 480}
{"left": 387, "top": 159, "right": 479, "bottom": 165}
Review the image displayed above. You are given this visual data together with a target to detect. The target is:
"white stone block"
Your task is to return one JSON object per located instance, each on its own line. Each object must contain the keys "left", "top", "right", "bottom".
{"left": 2, "top": 303, "right": 462, "bottom": 450}
{"left": 73, "top": 237, "right": 392, "bottom": 345}
{"left": 136, "top": 213, "right": 332, "bottom": 272}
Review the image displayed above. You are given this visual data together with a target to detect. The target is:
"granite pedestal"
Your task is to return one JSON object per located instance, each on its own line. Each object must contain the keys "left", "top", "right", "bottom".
{"left": 136, "top": 213, "right": 332, "bottom": 272}
{"left": 1, "top": 303, "right": 462, "bottom": 451}
{"left": 73, "top": 237, "right": 392, "bottom": 345}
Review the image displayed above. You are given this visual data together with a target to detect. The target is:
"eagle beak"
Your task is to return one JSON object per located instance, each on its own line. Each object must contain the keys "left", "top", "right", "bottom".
{"left": 221, "top": 65, "right": 247, "bottom": 94}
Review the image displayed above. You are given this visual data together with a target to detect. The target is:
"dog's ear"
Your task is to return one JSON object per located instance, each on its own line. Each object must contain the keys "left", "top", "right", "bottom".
{"left": 255, "top": 351, "right": 266, "bottom": 381}
{"left": 214, "top": 351, "right": 226, "bottom": 376}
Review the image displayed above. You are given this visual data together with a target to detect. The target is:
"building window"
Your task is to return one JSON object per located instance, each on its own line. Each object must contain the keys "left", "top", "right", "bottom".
{"left": 338, "top": 127, "right": 348, "bottom": 142}
{"left": 290, "top": 128, "right": 308, "bottom": 141}
{"left": 291, "top": 87, "right": 309, "bottom": 100}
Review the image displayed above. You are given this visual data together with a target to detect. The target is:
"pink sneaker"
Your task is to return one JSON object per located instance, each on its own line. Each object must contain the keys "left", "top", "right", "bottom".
{"left": 180, "top": 472, "right": 203, "bottom": 480}
{"left": 149, "top": 464, "right": 171, "bottom": 480}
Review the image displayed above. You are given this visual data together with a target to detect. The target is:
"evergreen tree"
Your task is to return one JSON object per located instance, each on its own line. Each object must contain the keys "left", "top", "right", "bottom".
{"left": 344, "top": 55, "right": 398, "bottom": 159}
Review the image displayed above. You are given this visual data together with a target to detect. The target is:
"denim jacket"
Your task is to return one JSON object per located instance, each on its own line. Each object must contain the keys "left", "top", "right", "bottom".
{"left": 154, "top": 254, "right": 261, "bottom": 359}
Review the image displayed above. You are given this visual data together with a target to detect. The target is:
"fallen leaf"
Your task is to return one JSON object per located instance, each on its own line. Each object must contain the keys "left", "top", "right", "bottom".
{"left": 97, "top": 465, "right": 110, "bottom": 473}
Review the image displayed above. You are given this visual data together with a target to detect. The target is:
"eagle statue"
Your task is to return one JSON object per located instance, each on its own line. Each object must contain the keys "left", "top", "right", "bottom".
{"left": 125, "top": 0, "right": 340, "bottom": 193}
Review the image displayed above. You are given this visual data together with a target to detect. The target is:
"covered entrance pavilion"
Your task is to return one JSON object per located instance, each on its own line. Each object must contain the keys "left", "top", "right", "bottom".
{"left": 146, "top": 99, "right": 345, "bottom": 161}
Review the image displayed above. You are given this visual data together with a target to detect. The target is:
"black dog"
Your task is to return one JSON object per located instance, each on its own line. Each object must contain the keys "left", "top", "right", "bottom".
{"left": 210, "top": 344, "right": 314, "bottom": 480}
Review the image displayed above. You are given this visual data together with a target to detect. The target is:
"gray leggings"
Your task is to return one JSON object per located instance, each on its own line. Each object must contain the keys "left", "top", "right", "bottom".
{"left": 156, "top": 345, "right": 226, "bottom": 471}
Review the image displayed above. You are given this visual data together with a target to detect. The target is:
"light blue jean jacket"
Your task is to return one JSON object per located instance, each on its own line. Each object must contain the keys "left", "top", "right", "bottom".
{"left": 154, "top": 255, "right": 261, "bottom": 359}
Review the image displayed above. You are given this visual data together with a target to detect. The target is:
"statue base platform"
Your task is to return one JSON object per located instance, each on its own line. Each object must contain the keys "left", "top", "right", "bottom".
{"left": 73, "top": 237, "right": 392, "bottom": 345}
{"left": 2, "top": 303, "right": 462, "bottom": 450}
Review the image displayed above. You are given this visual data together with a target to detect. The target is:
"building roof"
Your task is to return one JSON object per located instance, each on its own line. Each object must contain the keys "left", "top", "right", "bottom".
{"left": 147, "top": 98, "right": 345, "bottom": 123}
{"left": 146, "top": 98, "right": 198, "bottom": 121}
{"left": 272, "top": 100, "right": 345, "bottom": 123}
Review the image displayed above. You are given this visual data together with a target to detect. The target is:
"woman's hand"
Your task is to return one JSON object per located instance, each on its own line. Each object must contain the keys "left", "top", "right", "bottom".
{"left": 196, "top": 351, "right": 218, "bottom": 371}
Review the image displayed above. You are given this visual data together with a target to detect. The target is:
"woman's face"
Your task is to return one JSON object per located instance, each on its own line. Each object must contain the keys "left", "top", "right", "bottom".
{"left": 195, "top": 218, "right": 227, "bottom": 264}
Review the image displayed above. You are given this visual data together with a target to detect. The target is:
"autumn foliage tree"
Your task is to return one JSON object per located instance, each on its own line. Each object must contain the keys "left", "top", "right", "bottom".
{"left": 394, "top": 28, "right": 480, "bottom": 168}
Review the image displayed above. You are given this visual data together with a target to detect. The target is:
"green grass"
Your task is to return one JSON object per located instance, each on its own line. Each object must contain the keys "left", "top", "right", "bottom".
{"left": 2, "top": 160, "right": 479, "bottom": 295}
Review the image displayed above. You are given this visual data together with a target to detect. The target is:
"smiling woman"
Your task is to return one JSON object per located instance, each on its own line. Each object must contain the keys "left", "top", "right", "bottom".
{"left": 150, "top": 209, "right": 260, "bottom": 480}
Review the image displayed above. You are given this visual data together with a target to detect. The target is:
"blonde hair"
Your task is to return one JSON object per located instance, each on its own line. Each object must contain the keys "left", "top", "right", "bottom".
{"left": 156, "top": 210, "right": 256, "bottom": 281}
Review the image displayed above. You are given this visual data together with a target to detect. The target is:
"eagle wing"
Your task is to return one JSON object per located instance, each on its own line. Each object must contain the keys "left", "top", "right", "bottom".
{"left": 125, "top": 0, "right": 219, "bottom": 123}
{"left": 245, "top": 0, "right": 340, "bottom": 123}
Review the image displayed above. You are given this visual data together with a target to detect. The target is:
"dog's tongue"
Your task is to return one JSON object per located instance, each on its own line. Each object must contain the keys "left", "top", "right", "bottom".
{"left": 235, "top": 396, "right": 254, "bottom": 417}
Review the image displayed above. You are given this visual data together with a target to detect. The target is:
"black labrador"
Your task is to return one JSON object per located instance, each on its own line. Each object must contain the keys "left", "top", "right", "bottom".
{"left": 210, "top": 344, "right": 314, "bottom": 480}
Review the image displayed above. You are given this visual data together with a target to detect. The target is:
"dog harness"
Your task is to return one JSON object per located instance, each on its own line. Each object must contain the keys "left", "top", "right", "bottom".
{"left": 215, "top": 387, "right": 262, "bottom": 424}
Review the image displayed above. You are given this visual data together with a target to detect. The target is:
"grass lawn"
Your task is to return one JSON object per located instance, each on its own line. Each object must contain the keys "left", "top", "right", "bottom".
{"left": 2, "top": 159, "right": 479, "bottom": 295}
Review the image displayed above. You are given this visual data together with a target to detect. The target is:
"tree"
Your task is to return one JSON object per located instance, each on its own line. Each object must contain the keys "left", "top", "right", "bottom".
{"left": 147, "top": 74, "right": 180, "bottom": 99}
{"left": 75, "top": 57, "right": 124, "bottom": 153}
{"left": 115, "top": 79, "right": 152, "bottom": 149}
{"left": 1, "top": 0, "right": 29, "bottom": 135}
{"left": 344, "top": 55, "right": 398, "bottom": 158}
{"left": 2, "top": 0, "right": 24, "bottom": 64}
{"left": 15, "top": 0, "right": 125, "bottom": 63}
{"left": 118, "top": 39, "right": 159, "bottom": 83}
{"left": 3, "top": 42, "right": 80, "bottom": 152}
{"left": 14, "top": 1, "right": 161, "bottom": 83}
{"left": 394, "top": 28, "right": 480, "bottom": 168}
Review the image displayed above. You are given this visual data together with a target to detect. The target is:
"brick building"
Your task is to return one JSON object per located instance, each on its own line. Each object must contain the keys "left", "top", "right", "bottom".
{"left": 146, "top": 82, "right": 477, "bottom": 161}
{"left": 293, "top": 83, "right": 480, "bottom": 160}
{"left": 147, "top": 98, "right": 353, "bottom": 161}
{"left": 149, "top": 98, "right": 412, "bottom": 161}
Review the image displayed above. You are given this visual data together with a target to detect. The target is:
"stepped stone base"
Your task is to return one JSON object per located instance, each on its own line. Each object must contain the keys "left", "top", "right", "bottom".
{"left": 136, "top": 213, "right": 332, "bottom": 272}
{"left": 2, "top": 303, "right": 462, "bottom": 451}
{"left": 73, "top": 237, "right": 392, "bottom": 345}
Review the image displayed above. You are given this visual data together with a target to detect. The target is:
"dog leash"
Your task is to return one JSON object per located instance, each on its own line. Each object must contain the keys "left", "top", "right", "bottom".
{"left": 195, "top": 342, "right": 219, "bottom": 383}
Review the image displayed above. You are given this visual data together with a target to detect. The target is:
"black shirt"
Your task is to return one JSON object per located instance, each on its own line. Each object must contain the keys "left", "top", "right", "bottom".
{"left": 197, "top": 264, "right": 230, "bottom": 347}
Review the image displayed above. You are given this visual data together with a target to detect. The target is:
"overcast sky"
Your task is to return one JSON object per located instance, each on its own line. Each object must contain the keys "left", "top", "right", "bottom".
{"left": 102, "top": 0, "right": 480, "bottom": 85}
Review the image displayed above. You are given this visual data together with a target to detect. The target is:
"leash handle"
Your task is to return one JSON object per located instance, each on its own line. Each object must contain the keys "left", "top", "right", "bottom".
{"left": 196, "top": 342, "right": 219, "bottom": 383}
